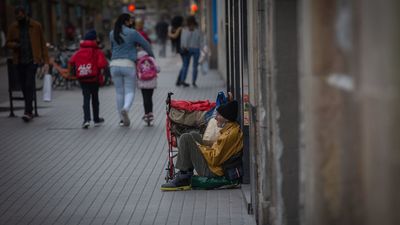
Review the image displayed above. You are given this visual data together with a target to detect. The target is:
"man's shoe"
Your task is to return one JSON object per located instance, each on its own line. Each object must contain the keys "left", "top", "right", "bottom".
{"left": 160, "top": 171, "right": 192, "bottom": 191}
{"left": 22, "top": 113, "right": 33, "bottom": 122}
{"left": 82, "top": 121, "right": 90, "bottom": 129}
{"left": 192, "top": 83, "right": 198, "bottom": 88}
{"left": 94, "top": 118, "right": 105, "bottom": 127}
{"left": 120, "top": 109, "right": 130, "bottom": 126}
{"left": 181, "top": 82, "right": 190, "bottom": 87}
{"left": 175, "top": 80, "right": 181, "bottom": 86}
{"left": 119, "top": 120, "right": 124, "bottom": 127}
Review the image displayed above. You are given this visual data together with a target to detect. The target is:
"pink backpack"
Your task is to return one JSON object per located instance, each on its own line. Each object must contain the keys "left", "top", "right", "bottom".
{"left": 136, "top": 55, "right": 157, "bottom": 80}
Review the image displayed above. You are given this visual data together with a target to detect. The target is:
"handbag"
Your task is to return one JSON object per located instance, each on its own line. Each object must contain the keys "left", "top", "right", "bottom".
{"left": 42, "top": 73, "right": 52, "bottom": 102}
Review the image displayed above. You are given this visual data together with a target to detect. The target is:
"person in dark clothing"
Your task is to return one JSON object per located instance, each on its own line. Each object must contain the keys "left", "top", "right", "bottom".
{"left": 169, "top": 16, "right": 189, "bottom": 87}
{"left": 68, "top": 30, "right": 108, "bottom": 129}
{"left": 155, "top": 17, "right": 169, "bottom": 57}
{"left": 6, "top": 5, "right": 49, "bottom": 122}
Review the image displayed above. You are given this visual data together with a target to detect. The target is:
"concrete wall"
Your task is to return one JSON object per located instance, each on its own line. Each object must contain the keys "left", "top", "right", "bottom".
{"left": 232, "top": 0, "right": 301, "bottom": 224}
{"left": 299, "top": 0, "right": 400, "bottom": 225}
{"left": 217, "top": 0, "right": 227, "bottom": 81}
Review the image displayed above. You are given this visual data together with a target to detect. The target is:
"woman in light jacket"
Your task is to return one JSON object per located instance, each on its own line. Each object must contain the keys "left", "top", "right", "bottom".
{"left": 179, "top": 16, "right": 203, "bottom": 88}
{"left": 109, "top": 13, "right": 154, "bottom": 127}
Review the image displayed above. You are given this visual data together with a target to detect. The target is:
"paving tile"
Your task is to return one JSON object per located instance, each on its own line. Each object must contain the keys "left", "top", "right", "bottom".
{"left": 0, "top": 47, "right": 256, "bottom": 225}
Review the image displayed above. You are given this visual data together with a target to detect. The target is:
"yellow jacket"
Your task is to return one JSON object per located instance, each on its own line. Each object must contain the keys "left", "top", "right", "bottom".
{"left": 199, "top": 122, "right": 243, "bottom": 176}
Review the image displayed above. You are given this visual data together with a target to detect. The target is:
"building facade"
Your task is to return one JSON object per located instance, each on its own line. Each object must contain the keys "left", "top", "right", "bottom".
{"left": 210, "top": 0, "right": 400, "bottom": 224}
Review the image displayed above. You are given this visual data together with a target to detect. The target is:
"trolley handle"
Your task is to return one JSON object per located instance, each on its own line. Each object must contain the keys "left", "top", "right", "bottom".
{"left": 166, "top": 92, "right": 174, "bottom": 113}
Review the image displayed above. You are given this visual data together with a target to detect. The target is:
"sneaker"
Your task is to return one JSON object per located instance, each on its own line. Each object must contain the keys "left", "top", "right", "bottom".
{"left": 119, "top": 120, "right": 124, "bottom": 126}
{"left": 148, "top": 113, "right": 154, "bottom": 121}
{"left": 22, "top": 113, "right": 33, "bottom": 122}
{"left": 120, "top": 109, "right": 130, "bottom": 126}
{"left": 82, "top": 121, "right": 90, "bottom": 129}
{"left": 160, "top": 171, "right": 193, "bottom": 191}
{"left": 94, "top": 118, "right": 105, "bottom": 127}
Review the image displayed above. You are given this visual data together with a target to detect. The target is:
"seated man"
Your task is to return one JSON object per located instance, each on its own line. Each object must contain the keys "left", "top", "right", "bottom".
{"left": 161, "top": 100, "right": 243, "bottom": 191}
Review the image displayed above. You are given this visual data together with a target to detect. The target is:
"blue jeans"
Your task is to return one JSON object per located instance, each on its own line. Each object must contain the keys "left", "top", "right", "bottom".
{"left": 110, "top": 66, "right": 136, "bottom": 119}
{"left": 179, "top": 48, "right": 200, "bottom": 84}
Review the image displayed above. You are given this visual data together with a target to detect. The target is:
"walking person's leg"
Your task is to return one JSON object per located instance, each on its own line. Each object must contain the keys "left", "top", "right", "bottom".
{"left": 110, "top": 66, "right": 125, "bottom": 126}
{"left": 110, "top": 67, "right": 124, "bottom": 113}
{"left": 176, "top": 53, "right": 185, "bottom": 86}
{"left": 160, "top": 39, "right": 166, "bottom": 57}
{"left": 80, "top": 82, "right": 91, "bottom": 128}
{"left": 17, "top": 64, "right": 37, "bottom": 120}
{"left": 179, "top": 52, "right": 191, "bottom": 86}
{"left": 191, "top": 48, "right": 200, "bottom": 87}
{"left": 90, "top": 83, "right": 103, "bottom": 125}
{"left": 147, "top": 89, "right": 154, "bottom": 119}
{"left": 141, "top": 89, "right": 151, "bottom": 115}
{"left": 120, "top": 67, "right": 136, "bottom": 126}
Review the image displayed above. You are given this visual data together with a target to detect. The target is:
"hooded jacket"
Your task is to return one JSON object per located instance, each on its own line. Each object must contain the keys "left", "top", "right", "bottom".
{"left": 69, "top": 40, "right": 108, "bottom": 83}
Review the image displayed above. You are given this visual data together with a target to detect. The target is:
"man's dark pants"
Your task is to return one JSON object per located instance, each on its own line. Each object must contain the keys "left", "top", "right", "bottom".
{"left": 16, "top": 63, "right": 38, "bottom": 115}
{"left": 80, "top": 82, "right": 100, "bottom": 122}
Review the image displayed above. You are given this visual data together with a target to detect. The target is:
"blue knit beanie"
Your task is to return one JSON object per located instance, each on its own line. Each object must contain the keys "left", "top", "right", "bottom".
{"left": 84, "top": 29, "right": 97, "bottom": 40}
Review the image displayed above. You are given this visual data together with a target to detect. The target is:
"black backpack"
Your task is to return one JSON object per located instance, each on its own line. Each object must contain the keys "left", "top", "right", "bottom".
{"left": 222, "top": 151, "right": 243, "bottom": 181}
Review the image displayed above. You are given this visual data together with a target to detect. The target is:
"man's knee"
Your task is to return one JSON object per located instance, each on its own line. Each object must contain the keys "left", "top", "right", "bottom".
{"left": 179, "top": 133, "right": 192, "bottom": 144}
{"left": 178, "top": 133, "right": 197, "bottom": 149}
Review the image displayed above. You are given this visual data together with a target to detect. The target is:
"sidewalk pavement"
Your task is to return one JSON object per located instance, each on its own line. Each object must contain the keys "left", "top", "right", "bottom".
{"left": 0, "top": 50, "right": 256, "bottom": 225}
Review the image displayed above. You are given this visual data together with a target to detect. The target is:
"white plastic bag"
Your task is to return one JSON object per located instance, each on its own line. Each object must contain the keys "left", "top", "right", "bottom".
{"left": 202, "top": 118, "right": 221, "bottom": 142}
{"left": 201, "top": 60, "right": 209, "bottom": 75}
{"left": 199, "top": 45, "right": 210, "bottom": 75}
{"left": 42, "top": 73, "right": 52, "bottom": 102}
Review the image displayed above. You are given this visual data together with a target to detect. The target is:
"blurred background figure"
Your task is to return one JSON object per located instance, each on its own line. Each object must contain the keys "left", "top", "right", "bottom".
{"left": 169, "top": 15, "right": 186, "bottom": 87}
{"left": 179, "top": 16, "right": 203, "bottom": 88}
{"left": 135, "top": 18, "right": 151, "bottom": 44}
{"left": 155, "top": 15, "right": 169, "bottom": 57}
{"left": 169, "top": 15, "right": 183, "bottom": 55}
{"left": 65, "top": 21, "right": 76, "bottom": 42}
{"left": 6, "top": 5, "right": 49, "bottom": 122}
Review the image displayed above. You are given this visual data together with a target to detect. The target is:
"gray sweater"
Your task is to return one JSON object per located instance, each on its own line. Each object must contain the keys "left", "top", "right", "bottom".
{"left": 180, "top": 27, "right": 203, "bottom": 49}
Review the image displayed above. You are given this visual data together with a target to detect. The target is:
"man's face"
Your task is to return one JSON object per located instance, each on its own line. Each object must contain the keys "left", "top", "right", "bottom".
{"left": 15, "top": 10, "right": 26, "bottom": 21}
{"left": 215, "top": 112, "right": 227, "bottom": 128}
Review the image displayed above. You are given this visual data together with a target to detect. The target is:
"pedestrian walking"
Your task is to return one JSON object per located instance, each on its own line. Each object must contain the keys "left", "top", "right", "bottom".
{"left": 135, "top": 19, "right": 151, "bottom": 44}
{"left": 6, "top": 5, "right": 49, "bottom": 122}
{"left": 179, "top": 16, "right": 203, "bottom": 88}
{"left": 155, "top": 16, "right": 169, "bottom": 57}
{"left": 68, "top": 29, "right": 108, "bottom": 129}
{"left": 136, "top": 50, "right": 159, "bottom": 125}
{"left": 109, "top": 13, "right": 154, "bottom": 127}
{"left": 169, "top": 16, "right": 189, "bottom": 87}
